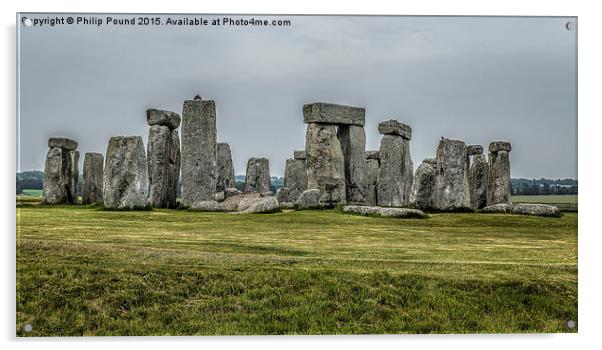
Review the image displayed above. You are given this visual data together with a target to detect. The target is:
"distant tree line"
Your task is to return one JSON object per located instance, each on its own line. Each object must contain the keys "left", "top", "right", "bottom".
{"left": 510, "top": 178, "right": 577, "bottom": 195}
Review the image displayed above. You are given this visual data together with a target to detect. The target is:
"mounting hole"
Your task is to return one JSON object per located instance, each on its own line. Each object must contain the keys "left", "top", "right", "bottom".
{"left": 565, "top": 21, "right": 575, "bottom": 31}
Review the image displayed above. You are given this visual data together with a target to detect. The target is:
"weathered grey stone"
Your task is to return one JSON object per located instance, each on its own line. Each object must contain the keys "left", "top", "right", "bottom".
{"left": 305, "top": 123, "right": 346, "bottom": 206}
{"left": 488, "top": 142, "right": 512, "bottom": 206}
{"left": 283, "top": 158, "right": 308, "bottom": 203}
{"left": 221, "top": 193, "right": 260, "bottom": 212}
{"left": 431, "top": 138, "right": 471, "bottom": 211}
{"left": 337, "top": 124, "right": 367, "bottom": 204}
{"left": 365, "top": 151, "right": 380, "bottom": 160}
{"left": 146, "top": 108, "right": 181, "bottom": 130}
{"left": 403, "top": 139, "right": 413, "bottom": 204}
{"left": 181, "top": 98, "right": 217, "bottom": 207}
{"left": 409, "top": 160, "right": 436, "bottom": 210}
{"left": 277, "top": 187, "right": 290, "bottom": 203}
{"left": 237, "top": 196, "right": 280, "bottom": 214}
{"left": 225, "top": 187, "right": 241, "bottom": 198}
{"left": 190, "top": 200, "right": 223, "bottom": 212}
{"left": 376, "top": 134, "right": 407, "bottom": 207}
{"left": 147, "top": 125, "right": 180, "bottom": 208}
{"left": 82, "top": 152, "right": 104, "bottom": 204}
{"left": 42, "top": 147, "right": 77, "bottom": 204}
{"left": 216, "top": 143, "right": 235, "bottom": 192}
{"left": 48, "top": 137, "right": 78, "bottom": 151}
{"left": 467, "top": 145, "right": 483, "bottom": 156}
{"left": 469, "top": 154, "right": 488, "bottom": 209}
{"left": 512, "top": 203, "right": 561, "bottom": 217}
{"left": 364, "top": 158, "right": 379, "bottom": 206}
{"left": 214, "top": 191, "right": 226, "bottom": 202}
{"left": 279, "top": 202, "right": 296, "bottom": 209}
{"left": 342, "top": 205, "right": 426, "bottom": 218}
{"left": 423, "top": 158, "right": 437, "bottom": 166}
{"left": 303, "top": 102, "right": 365, "bottom": 126}
{"left": 69, "top": 150, "right": 79, "bottom": 202}
{"left": 489, "top": 141, "right": 512, "bottom": 153}
{"left": 244, "top": 157, "right": 271, "bottom": 193}
{"left": 293, "top": 150, "right": 307, "bottom": 160}
{"left": 103, "top": 136, "right": 149, "bottom": 209}
{"left": 377, "top": 120, "right": 412, "bottom": 140}
{"left": 296, "top": 189, "right": 322, "bottom": 209}
{"left": 481, "top": 203, "right": 513, "bottom": 213}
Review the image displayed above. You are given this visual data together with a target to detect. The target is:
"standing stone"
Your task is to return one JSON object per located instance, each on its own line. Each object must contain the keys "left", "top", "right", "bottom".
{"left": 147, "top": 123, "right": 180, "bottom": 208}
{"left": 282, "top": 158, "right": 308, "bottom": 203}
{"left": 168, "top": 130, "right": 181, "bottom": 206}
{"left": 364, "top": 155, "right": 380, "bottom": 206}
{"left": 337, "top": 124, "right": 367, "bottom": 204}
{"left": 305, "top": 123, "right": 346, "bottom": 206}
{"left": 488, "top": 141, "right": 512, "bottom": 205}
{"left": 376, "top": 134, "right": 406, "bottom": 207}
{"left": 432, "top": 138, "right": 471, "bottom": 211}
{"left": 42, "top": 137, "right": 78, "bottom": 204}
{"left": 403, "top": 139, "right": 413, "bottom": 204}
{"left": 469, "top": 153, "right": 488, "bottom": 210}
{"left": 409, "top": 159, "right": 436, "bottom": 210}
{"left": 82, "top": 152, "right": 104, "bottom": 204}
{"left": 216, "top": 143, "right": 235, "bottom": 192}
{"left": 181, "top": 98, "right": 217, "bottom": 207}
{"left": 244, "top": 157, "right": 271, "bottom": 193}
{"left": 103, "top": 136, "right": 149, "bottom": 209}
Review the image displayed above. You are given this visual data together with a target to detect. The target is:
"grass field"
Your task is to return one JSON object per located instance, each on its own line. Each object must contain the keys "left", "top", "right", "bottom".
{"left": 511, "top": 195, "right": 577, "bottom": 204}
{"left": 19, "top": 189, "right": 43, "bottom": 197}
{"left": 16, "top": 202, "right": 577, "bottom": 336}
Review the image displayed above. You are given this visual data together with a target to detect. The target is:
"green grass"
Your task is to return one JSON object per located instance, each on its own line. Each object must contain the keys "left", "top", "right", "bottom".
{"left": 20, "top": 189, "right": 43, "bottom": 197}
{"left": 512, "top": 195, "right": 578, "bottom": 204}
{"left": 16, "top": 203, "right": 577, "bottom": 336}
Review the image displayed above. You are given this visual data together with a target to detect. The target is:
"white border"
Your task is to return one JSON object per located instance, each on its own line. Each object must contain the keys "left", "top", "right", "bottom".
{"left": 3, "top": 1, "right": 599, "bottom": 349}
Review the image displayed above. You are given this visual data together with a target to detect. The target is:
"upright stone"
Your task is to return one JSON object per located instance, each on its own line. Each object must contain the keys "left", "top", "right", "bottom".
{"left": 409, "top": 159, "right": 436, "bottom": 210}
{"left": 103, "top": 136, "right": 149, "bottom": 209}
{"left": 305, "top": 123, "right": 346, "bottom": 206}
{"left": 82, "top": 152, "right": 104, "bottom": 204}
{"left": 337, "top": 124, "right": 367, "bottom": 204}
{"left": 168, "top": 130, "right": 181, "bottom": 206}
{"left": 283, "top": 158, "right": 308, "bottom": 202}
{"left": 147, "top": 125, "right": 176, "bottom": 208}
{"left": 432, "top": 138, "right": 471, "bottom": 211}
{"left": 42, "top": 137, "right": 78, "bottom": 204}
{"left": 469, "top": 152, "right": 488, "bottom": 210}
{"left": 364, "top": 152, "right": 380, "bottom": 206}
{"left": 216, "top": 143, "right": 235, "bottom": 192}
{"left": 181, "top": 98, "right": 217, "bottom": 207}
{"left": 244, "top": 157, "right": 271, "bottom": 193}
{"left": 376, "top": 134, "right": 406, "bottom": 207}
{"left": 403, "top": 139, "right": 413, "bottom": 204}
{"left": 488, "top": 141, "right": 512, "bottom": 205}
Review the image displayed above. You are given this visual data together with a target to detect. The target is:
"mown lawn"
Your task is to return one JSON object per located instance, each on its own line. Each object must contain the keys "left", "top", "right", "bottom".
{"left": 16, "top": 203, "right": 577, "bottom": 336}
{"left": 512, "top": 194, "right": 578, "bottom": 204}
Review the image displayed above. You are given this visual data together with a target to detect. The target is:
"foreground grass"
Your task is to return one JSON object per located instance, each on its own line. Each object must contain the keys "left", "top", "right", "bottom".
{"left": 16, "top": 204, "right": 577, "bottom": 335}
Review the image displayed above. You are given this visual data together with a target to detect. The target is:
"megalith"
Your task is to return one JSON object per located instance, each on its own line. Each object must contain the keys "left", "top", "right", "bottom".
{"left": 487, "top": 141, "right": 512, "bottom": 205}
{"left": 82, "top": 152, "right": 104, "bottom": 204}
{"left": 216, "top": 142, "right": 235, "bottom": 192}
{"left": 431, "top": 138, "right": 471, "bottom": 211}
{"left": 376, "top": 120, "right": 412, "bottom": 207}
{"left": 337, "top": 124, "right": 367, "bottom": 204}
{"left": 244, "top": 157, "right": 271, "bottom": 193}
{"left": 409, "top": 159, "right": 436, "bottom": 210}
{"left": 42, "top": 137, "right": 79, "bottom": 204}
{"left": 364, "top": 151, "right": 380, "bottom": 206}
{"left": 282, "top": 157, "right": 308, "bottom": 203}
{"left": 468, "top": 146, "right": 488, "bottom": 210}
{"left": 303, "top": 102, "right": 365, "bottom": 126}
{"left": 103, "top": 136, "right": 149, "bottom": 209}
{"left": 147, "top": 108, "right": 181, "bottom": 208}
{"left": 305, "top": 123, "right": 346, "bottom": 206}
{"left": 181, "top": 97, "right": 217, "bottom": 207}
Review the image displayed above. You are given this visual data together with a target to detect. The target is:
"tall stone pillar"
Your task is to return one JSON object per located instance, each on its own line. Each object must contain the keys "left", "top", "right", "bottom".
{"left": 244, "top": 157, "right": 271, "bottom": 193}
{"left": 216, "top": 142, "right": 236, "bottom": 192}
{"left": 467, "top": 145, "right": 488, "bottom": 209}
{"left": 364, "top": 151, "right": 380, "bottom": 206}
{"left": 431, "top": 138, "right": 471, "bottom": 211}
{"left": 281, "top": 154, "right": 308, "bottom": 203}
{"left": 82, "top": 152, "right": 104, "bottom": 204}
{"left": 337, "top": 124, "right": 367, "bottom": 204}
{"left": 409, "top": 158, "right": 437, "bottom": 210}
{"left": 487, "top": 141, "right": 512, "bottom": 205}
{"left": 181, "top": 96, "right": 217, "bottom": 207}
{"left": 376, "top": 120, "right": 412, "bottom": 207}
{"left": 42, "top": 137, "right": 79, "bottom": 204}
{"left": 147, "top": 108, "right": 181, "bottom": 208}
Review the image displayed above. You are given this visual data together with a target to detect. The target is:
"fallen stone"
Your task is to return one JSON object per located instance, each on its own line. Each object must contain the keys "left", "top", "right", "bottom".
{"left": 342, "top": 205, "right": 426, "bottom": 218}
{"left": 146, "top": 108, "right": 181, "bottom": 130}
{"left": 221, "top": 193, "right": 260, "bottom": 212}
{"left": 48, "top": 137, "right": 78, "bottom": 150}
{"left": 489, "top": 141, "right": 512, "bottom": 153}
{"left": 82, "top": 152, "right": 104, "bottom": 205}
{"left": 103, "top": 136, "right": 149, "bottom": 209}
{"left": 409, "top": 160, "right": 436, "bottom": 210}
{"left": 303, "top": 102, "right": 365, "bottom": 126}
{"left": 244, "top": 157, "right": 271, "bottom": 193}
{"left": 512, "top": 203, "right": 561, "bottom": 217}
{"left": 279, "top": 202, "right": 296, "bottom": 209}
{"left": 225, "top": 187, "right": 241, "bottom": 198}
{"left": 431, "top": 138, "right": 471, "bottom": 211}
{"left": 191, "top": 200, "right": 223, "bottom": 212}
{"left": 377, "top": 120, "right": 412, "bottom": 139}
{"left": 214, "top": 191, "right": 226, "bottom": 202}
{"left": 181, "top": 98, "right": 217, "bottom": 207}
{"left": 337, "top": 124, "right": 367, "bottom": 204}
{"left": 216, "top": 143, "right": 236, "bottom": 192}
{"left": 293, "top": 150, "right": 307, "bottom": 160}
{"left": 480, "top": 203, "right": 513, "bottom": 213}
{"left": 237, "top": 196, "right": 280, "bottom": 214}
{"left": 296, "top": 189, "right": 322, "bottom": 209}
{"left": 466, "top": 145, "right": 484, "bottom": 156}
{"left": 305, "top": 123, "right": 346, "bottom": 206}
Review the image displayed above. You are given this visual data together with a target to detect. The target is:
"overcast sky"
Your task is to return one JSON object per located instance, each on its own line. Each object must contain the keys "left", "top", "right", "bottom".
{"left": 18, "top": 15, "right": 577, "bottom": 178}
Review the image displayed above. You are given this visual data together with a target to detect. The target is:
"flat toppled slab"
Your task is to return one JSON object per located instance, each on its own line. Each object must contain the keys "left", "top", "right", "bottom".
{"left": 343, "top": 205, "right": 427, "bottom": 218}
{"left": 303, "top": 102, "right": 365, "bottom": 126}
{"left": 481, "top": 203, "right": 513, "bottom": 213}
{"left": 480, "top": 203, "right": 561, "bottom": 217}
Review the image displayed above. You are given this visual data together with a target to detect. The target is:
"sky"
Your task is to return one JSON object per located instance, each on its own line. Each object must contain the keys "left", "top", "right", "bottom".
{"left": 17, "top": 14, "right": 577, "bottom": 178}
